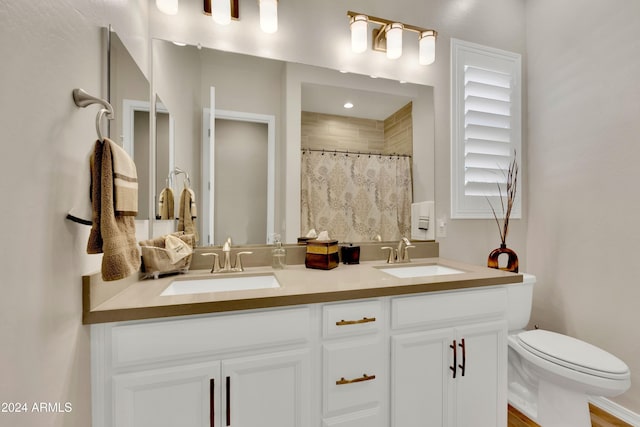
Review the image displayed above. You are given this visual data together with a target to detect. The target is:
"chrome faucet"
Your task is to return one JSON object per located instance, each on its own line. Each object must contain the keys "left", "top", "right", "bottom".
{"left": 381, "top": 237, "right": 415, "bottom": 264}
{"left": 202, "top": 237, "right": 253, "bottom": 273}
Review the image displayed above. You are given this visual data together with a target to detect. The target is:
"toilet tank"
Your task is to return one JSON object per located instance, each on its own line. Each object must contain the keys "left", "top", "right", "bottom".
{"left": 506, "top": 273, "right": 536, "bottom": 331}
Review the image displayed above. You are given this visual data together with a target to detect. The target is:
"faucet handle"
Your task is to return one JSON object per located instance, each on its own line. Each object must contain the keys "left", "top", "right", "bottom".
{"left": 202, "top": 252, "right": 221, "bottom": 273}
{"left": 381, "top": 246, "right": 395, "bottom": 264}
{"left": 232, "top": 251, "right": 253, "bottom": 272}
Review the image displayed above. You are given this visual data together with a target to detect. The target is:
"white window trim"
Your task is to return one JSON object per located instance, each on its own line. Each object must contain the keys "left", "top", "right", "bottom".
{"left": 451, "top": 39, "right": 522, "bottom": 219}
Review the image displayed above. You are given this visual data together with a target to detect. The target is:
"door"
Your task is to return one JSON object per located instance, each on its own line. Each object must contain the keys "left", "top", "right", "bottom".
{"left": 223, "top": 349, "right": 311, "bottom": 427}
{"left": 391, "top": 328, "right": 453, "bottom": 427}
{"left": 453, "top": 320, "right": 508, "bottom": 427}
{"left": 113, "top": 360, "right": 220, "bottom": 427}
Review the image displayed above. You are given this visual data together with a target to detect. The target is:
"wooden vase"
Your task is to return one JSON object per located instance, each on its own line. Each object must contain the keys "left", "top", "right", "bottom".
{"left": 487, "top": 244, "right": 519, "bottom": 273}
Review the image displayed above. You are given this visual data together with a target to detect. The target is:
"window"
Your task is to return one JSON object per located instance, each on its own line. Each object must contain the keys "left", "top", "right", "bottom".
{"left": 451, "top": 39, "right": 522, "bottom": 219}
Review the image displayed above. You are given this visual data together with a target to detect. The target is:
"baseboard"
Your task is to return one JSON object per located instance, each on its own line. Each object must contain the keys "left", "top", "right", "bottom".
{"left": 590, "top": 396, "right": 640, "bottom": 426}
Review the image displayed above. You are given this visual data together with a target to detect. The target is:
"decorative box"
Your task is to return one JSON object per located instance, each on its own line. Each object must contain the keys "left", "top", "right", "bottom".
{"left": 305, "top": 239, "right": 339, "bottom": 270}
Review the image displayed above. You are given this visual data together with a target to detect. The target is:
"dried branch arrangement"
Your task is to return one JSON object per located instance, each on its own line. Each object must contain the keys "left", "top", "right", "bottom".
{"left": 487, "top": 152, "right": 518, "bottom": 246}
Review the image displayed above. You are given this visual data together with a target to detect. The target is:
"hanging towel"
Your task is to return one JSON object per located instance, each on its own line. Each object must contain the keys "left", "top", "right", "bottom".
{"left": 87, "top": 138, "right": 141, "bottom": 281}
{"left": 177, "top": 187, "right": 198, "bottom": 243}
{"left": 158, "top": 187, "right": 175, "bottom": 219}
{"left": 110, "top": 140, "right": 138, "bottom": 216}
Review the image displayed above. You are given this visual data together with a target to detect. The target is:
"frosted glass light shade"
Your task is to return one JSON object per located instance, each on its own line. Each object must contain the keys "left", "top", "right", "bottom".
{"left": 212, "top": 0, "right": 231, "bottom": 25}
{"left": 156, "top": 0, "right": 178, "bottom": 15}
{"left": 385, "top": 23, "right": 403, "bottom": 59}
{"left": 350, "top": 15, "right": 368, "bottom": 53}
{"left": 419, "top": 30, "right": 436, "bottom": 65}
{"left": 260, "top": 0, "right": 278, "bottom": 34}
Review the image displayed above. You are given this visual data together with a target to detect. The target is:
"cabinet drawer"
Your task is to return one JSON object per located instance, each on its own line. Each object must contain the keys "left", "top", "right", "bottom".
{"left": 391, "top": 287, "right": 507, "bottom": 330}
{"left": 110, "top": 307, "right": 310, "bottom": 367}
{"left": 323, "top": 337, "right": 385, "bottom": 415}
{"left": 323, "top": 300, "right": 383, "bottom": 338}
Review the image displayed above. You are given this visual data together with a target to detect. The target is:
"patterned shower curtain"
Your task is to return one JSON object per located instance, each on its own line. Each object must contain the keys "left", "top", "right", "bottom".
{"left": 301, "top": 151, "right": 412, "bottom": 242}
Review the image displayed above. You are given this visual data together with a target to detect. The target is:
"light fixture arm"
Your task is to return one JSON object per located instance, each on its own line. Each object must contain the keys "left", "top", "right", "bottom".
{"left": 347, "top": 11, "right": 434, "bottom": 35}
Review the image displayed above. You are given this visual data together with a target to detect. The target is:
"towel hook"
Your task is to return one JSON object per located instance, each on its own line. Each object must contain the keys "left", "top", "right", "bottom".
{"left": 72, "top": 88, "right": 114, "bottom": 142}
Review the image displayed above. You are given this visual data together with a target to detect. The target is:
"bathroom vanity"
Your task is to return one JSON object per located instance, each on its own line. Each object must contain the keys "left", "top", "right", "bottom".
{"left": 84, "top": 256, "right": 521, "bottom": 427}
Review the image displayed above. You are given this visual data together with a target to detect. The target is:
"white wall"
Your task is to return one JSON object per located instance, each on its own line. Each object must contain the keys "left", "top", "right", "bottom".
{"left": 526, "top": 0, "right": 640, "bottom": 413}
{"left": 0, "top": 1, "right": 148, "bottom": 426}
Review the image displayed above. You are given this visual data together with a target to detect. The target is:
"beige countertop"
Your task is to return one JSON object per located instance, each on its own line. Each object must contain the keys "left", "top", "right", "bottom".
{"left": 82, "top": 257, "right": 522, "bottom": 324}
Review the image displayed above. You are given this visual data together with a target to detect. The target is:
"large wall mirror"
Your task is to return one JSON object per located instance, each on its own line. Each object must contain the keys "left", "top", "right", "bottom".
{"left": 149, "top": 37, "right": 435, "bottom": 246}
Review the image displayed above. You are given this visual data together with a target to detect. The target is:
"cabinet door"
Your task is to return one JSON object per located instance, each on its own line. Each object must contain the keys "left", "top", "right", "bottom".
{"left": 223, "top": 348, "right": 311, "bottom": 427}
{"left": 391, "top": 328, "right": 453, "bottom": 427}
{"left": 113, "top": 360, "right": 220, "bottom": 427}
{"left": 453, "top": 320, "right": 507, "bottom": 427}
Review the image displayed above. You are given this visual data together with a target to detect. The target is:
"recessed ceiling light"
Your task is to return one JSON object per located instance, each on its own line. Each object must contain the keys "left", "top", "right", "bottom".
{"left": 344, "top": 102, "right": 354, "bottom": 109}
{"left": 172, "top": 41, "right": 187, "bottom": 46}
{"left": 339, "top": 70, "right": 349, "bottom": 74}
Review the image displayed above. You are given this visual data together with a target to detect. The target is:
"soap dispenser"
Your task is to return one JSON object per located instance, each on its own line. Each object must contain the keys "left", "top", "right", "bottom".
{"left": 272, "top": 234, "right": 286, "bottom": 269}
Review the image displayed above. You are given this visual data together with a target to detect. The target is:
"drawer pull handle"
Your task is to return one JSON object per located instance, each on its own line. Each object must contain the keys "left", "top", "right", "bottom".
{"left": 336, "top": 373, "right": 376, "bottom": 385}
{"left": 336, "top": 317, "right": 376, "bottom": 326}
{"left": 458, "top": 338, "right": 466, "bottom": 377}
{"left": 450, "top": 340, "right": 457, "bottom": 378}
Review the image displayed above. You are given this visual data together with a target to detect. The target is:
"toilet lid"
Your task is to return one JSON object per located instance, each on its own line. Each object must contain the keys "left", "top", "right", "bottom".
{"left": 517, "top": 330, "right": 629, "bottom": 379}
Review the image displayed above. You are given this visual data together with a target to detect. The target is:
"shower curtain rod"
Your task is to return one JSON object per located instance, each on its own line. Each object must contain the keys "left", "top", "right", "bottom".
{"left": 302, "top": 148, "right": 412, "bottom": 158}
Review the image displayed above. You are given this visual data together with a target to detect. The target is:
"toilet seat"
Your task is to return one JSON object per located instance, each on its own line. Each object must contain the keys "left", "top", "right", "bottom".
{"left": 517, "top": 330, "right": 629, "bottom": 380}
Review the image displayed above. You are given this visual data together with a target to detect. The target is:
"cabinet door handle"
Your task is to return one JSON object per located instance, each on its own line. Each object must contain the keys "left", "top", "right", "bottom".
{"left": 210, "top": 378, "right": 215, "bottom": 427}
{"left": 458, "top": 338, "right": 466, "bottom": 377}
{"left": 336, "top": 373, "right": 376, "bottom": 385}
{"left": 225, "top": 376, "right": 230, "bottom": 426}
{"left": 336, "top": 317, "right": 376, "bottom": 326}
{"left": 450, "top": 340, "right": 457, "bottom": 378}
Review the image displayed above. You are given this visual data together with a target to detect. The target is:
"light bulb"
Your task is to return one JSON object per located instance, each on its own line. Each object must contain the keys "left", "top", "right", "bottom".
{"left": 385, "top": 23, "right": 403, "bottom": 60}
{"left": 212, "top": 0, "right": 231, "bottom": 25}
{"left": 419, "top": 30, "right": 437, "bottom": 65}
{"left": 260, "top": 0, "right": 278, "bottom": 34}
{"left": 156, "top": 0, "right": 178, "bottom": 15}
{"left": 350, "top": 15, "right": 368, "bottom": 54}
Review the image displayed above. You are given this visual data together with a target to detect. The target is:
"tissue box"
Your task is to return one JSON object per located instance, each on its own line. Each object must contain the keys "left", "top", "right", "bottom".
{"left": 305, "top": 239, "right": 339, "bottom": 270}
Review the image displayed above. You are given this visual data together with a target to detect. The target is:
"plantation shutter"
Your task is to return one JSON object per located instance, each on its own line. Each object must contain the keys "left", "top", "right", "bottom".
{"left": 451, "top": 39, "right": 522, "bottom": 219}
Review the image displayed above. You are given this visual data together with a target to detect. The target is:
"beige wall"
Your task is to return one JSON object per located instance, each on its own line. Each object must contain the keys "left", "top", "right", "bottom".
{"left": 384, "top": 102, "right": 413, "bottom": 156}
{"left": 301, "top": 112, "right": 385, "bottom": 153}
{"left": 525, "top": 0, "right": 640, "bottom": 413}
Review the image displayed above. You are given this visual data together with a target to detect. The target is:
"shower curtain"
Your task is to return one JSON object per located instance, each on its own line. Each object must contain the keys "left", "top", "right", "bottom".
{"left": 301, "top": 151, "right": 412, "bottom": 242}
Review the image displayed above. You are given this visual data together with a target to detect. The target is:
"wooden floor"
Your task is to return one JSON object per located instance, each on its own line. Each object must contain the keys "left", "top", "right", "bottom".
{"left": 507, "top": 404, "right": 633, "bottom": 427}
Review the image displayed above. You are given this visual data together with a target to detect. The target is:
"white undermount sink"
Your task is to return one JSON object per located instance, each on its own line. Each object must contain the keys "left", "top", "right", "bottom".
{"left": 376, "top": 264, "right": 465, "bottom": 279}
{"left": 161, "top": 274, "right": 280, "bottom": 296}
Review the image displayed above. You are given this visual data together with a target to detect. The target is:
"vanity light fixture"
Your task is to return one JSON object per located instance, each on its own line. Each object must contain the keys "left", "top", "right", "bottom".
{"left": 347, "top": 10, "right": 437, "bottom": 65}
{"left": 203, "top": 0, "right": 277, "bottom": 33}
{"left": 156, "top": 0, "right": 178, "bottom": 15}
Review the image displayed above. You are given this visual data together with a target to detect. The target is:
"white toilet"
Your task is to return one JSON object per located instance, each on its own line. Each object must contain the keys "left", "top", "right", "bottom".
{"left": 506, "top": 274, "right": 630, "bottom": 427}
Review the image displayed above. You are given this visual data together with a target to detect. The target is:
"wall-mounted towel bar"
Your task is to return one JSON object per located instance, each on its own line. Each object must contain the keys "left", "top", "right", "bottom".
{"left": 72, "top": 88, "right": 114, "bottom": 142}
{"left": 167, "top": 167, "right": 191, "bottom": 188}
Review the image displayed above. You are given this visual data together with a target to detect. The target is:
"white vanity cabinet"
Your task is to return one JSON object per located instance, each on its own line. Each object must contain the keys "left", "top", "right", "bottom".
{"left": 91, "top": 307, "right": 312, "bottom": 427}
{"left": 90, "top": 280, "right": 511, "bottom": 427}
{"left": 390, "top": 287, "right": 509, "bottom": 427}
